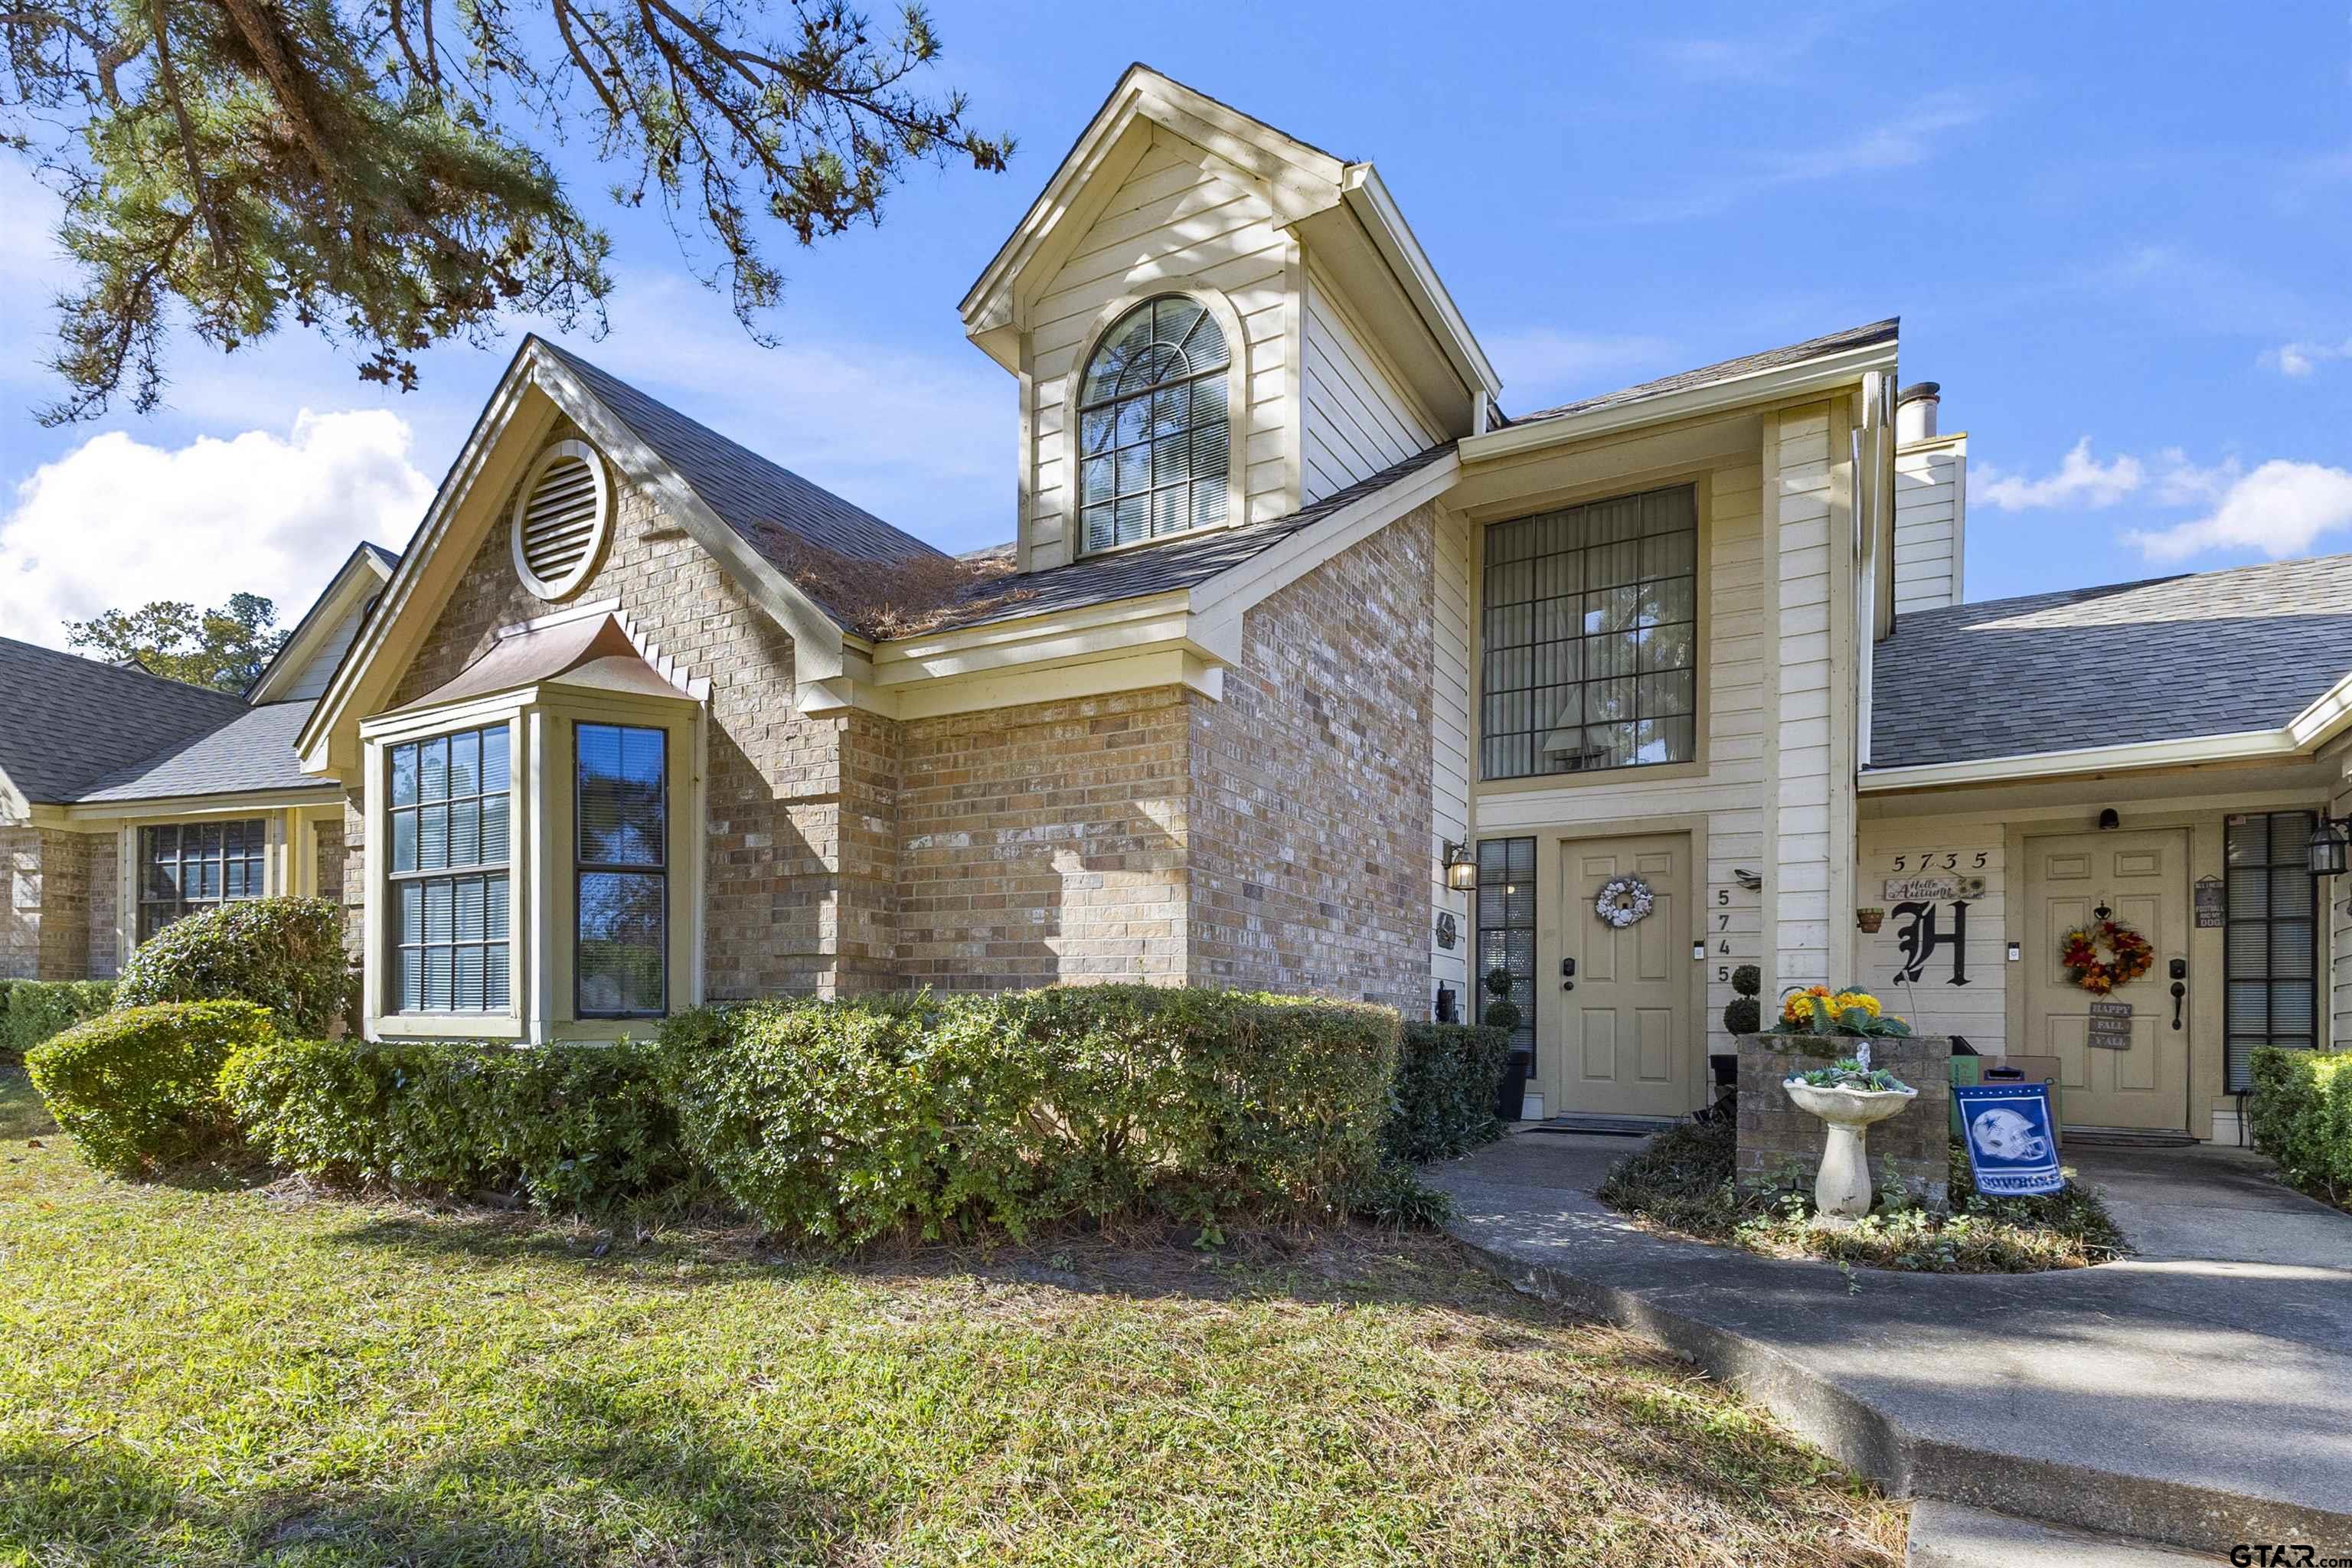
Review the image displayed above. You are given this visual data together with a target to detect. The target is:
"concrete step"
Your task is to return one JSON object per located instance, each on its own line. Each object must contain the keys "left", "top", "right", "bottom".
{"left": 1906, "top": 1501, "right": 2214, "bottom": 1566}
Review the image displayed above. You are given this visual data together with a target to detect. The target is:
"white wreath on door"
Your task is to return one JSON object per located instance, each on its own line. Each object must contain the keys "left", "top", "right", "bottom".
{"left": 1594, "top": 875, "right": 1655, "bottom": 929}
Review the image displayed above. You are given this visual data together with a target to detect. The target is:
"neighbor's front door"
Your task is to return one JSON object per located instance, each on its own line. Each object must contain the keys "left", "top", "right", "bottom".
{"left": 2021, "top": 828, "right": 2190, "bottom": 1132}
{"left": 1543, "top": 834, "right": 1695, "bottom": 1119}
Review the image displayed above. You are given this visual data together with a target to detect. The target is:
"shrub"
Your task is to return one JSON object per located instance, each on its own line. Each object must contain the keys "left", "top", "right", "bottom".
{"left": 0, "top": 979, "right": 116, "bottom": 1060}
{"left": 1383, "top": 1022, "right": 1511, "bottom": 1164}
{"left": 115, "top": 897, "right": 347, "bottom": 1036}
{"left": 1722, "top": 996, "right": 1761, "bottom": 1037}
{"left": 25, "top": 1001, "right": 273, "bottom": 1171}
{"left": 662, "top": 986, "right": 1400, "bottom": 1246}
{"left": 2247, "top": 1047, "right": 2352, "bottom": 1207}
{"left": 218, "top": 1036, "right": 683, "bottom": 1210}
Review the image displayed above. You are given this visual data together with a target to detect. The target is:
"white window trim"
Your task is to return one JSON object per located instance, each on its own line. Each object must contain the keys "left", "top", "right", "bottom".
{"left": 360, "top": 684, "right": 703, "bottom": 1044}
{"left": 1062, "top": 281, "right": 1251, "bottom": 560}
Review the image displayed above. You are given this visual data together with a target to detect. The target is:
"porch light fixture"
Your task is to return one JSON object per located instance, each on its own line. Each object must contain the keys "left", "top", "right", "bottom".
{"left": 2306, "top": 815, "right": 2350, "bottom": 879}
{"left": 1444, "top": 841, "right": 1479, "bottom": 893}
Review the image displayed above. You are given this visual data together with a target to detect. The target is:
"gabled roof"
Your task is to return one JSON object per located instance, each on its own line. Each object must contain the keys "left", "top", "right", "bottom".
{"left": 959, "top": 64, "right": 1498, "bottom": 413}
{"left": 71, "top": 700, "right": 332, "bottom": 804}
{"left": 1504, "top": 319, "right": 1902, "bottom": 428}
{"left": 924, "top": 441, "right": 1459, "bottom": 633}
{"left": 247, "top": 541, "right": 399, "bottom": 703}
{"left": 1870, "top": 553, "right": 2352, "bottom": 770}
{"left": 535, "top": 342, "right": 944, "bottom": 581}
{"left": 0, "top": 636, "right": 250, "bottom": 805}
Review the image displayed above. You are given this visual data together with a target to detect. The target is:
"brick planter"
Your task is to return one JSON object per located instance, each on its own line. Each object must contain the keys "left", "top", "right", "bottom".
{"left": 1736, "top": 1034, "right": 1951, "bottom": 1210}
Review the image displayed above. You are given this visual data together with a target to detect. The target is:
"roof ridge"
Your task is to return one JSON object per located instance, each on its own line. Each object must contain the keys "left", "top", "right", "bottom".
{"left": 1914, "top": 550, "right": 2352, "bottom": 623}
{"left": 1508, "top": 317, "right": 1900, "bottom": 426}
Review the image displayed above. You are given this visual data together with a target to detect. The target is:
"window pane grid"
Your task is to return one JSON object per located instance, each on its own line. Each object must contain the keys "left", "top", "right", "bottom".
{"left": 2224, "top": 811, "right": 2317, "bottom": 1093}
{"left": 1475, "top": 837, "right": 1538, "bottom": 1066}
{"left": 577, "top": 723, "right": 668, "bottom": 1019}
{"left": 138, "top": 818, "right": 269, "bottom": 941}
{"left": 1078, "top": 296, "right": 1231, "bottom": 554}
{"left": 1481, "top": 484, "right": 1699, "bottom": 779}
{"left": 387, "top": 724, "right": 511, "bottom": 1014}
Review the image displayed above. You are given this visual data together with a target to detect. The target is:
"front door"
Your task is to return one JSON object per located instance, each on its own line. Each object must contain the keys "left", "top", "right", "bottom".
{"left": 1544, "top": 834, "right": 1694, "bottom": 1118}
{"left": 2021, "top": 828, "right": 2190, "bottom": 1131}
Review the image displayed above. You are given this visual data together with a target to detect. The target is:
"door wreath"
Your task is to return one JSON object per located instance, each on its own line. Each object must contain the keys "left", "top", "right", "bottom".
{"left": 1595, "top": 875, "right": 1655, "bottom": 929}
{"left": 2059, "top": 915, "right": 2154, "bottom": 995}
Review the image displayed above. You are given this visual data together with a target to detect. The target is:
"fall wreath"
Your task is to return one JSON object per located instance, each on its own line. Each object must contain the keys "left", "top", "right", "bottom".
{"left": 2059, "top": 916, "right": 2154, "bottom": 995}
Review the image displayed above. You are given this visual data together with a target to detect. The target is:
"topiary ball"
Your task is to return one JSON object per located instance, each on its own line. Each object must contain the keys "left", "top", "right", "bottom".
{"left": 1723, "top": 996, "right": 1761, "bottom": 1036}
{"left": 1730, "top": 964, "right": 1762, "bottom": 998}
{"left": 1481, "top": 1000, "right": 1522, "bottom": 1031}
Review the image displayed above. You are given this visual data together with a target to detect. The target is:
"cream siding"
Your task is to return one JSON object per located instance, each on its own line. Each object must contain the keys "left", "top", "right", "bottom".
{"left": 1302, "top": 263, "right": 1443, "bottom": 500}
{"left": 1470, "top": 455, "right": 1769, "bottom": 1066}
{"left": 278, "top": 600, "right": 371, "bottom": 702}
{"left": 1765, "top": 403, "right": 1851, "bottom": 995}
{"left": 1893, "top": 433, "right": 1967, "bottom": 616}
{"left": 1023, "top": 131, "right": 1295, "bottom": 572}
{"left": 1431, "top": 501, "right": 1473, "bottom": 1001}
{"left": 1851, "top": 822, "right": 2008, "bottom": 1048}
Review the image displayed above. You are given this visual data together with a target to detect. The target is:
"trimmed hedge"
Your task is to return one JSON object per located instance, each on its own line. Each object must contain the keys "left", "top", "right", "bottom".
{"left": 662, "top": 987, "right": 1400, "bottom": 1246}
{"left": 1383, "top": 1022, "right": 1511, "bottom": 1164}
{"left": 24, "top": 1001, "right": 273, "bottom": 1171}
{"left": 218, "top": 1037, "right": 684, "bottom": 1211}
{"left": 116, "top": 897, "right": 348, "bottom": 1037}
{"left": 0, "top": 978, "right": 116, "bottom": 1060}
{"left": 2248, "top": 1047, "right": 2352, "bottom": 1207}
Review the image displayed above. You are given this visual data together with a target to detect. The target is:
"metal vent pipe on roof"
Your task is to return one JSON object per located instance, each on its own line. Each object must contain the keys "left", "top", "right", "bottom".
{"left": 1896, "top": 381, "right": 1941, "bottom": 444}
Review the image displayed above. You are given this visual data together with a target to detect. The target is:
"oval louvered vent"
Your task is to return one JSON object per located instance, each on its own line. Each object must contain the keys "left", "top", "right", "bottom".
{"left": 510, "top": 439, "right": 610, "bottom": 600}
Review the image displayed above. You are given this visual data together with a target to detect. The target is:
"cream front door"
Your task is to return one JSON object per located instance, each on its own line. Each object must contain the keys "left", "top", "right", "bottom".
{"left": 2022, "top": 828, "right": 2190, "bottom": 1131}
{"left": 1544, "top": 834, "right": 1694, "bottom": 1118}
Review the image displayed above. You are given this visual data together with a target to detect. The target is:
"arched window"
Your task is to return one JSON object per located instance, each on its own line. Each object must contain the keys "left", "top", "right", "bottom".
{"left": 1077, "top": 296, "right": 1232, "bottom": 553}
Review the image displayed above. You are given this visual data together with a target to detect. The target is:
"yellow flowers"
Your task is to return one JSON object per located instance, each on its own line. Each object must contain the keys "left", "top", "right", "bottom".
{"left": 1779, "top": 985, "right": 1890, "bottom": 1027}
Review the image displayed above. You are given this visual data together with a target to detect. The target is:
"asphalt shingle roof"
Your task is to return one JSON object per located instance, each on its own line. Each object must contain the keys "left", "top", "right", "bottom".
{"left": 1506, "top": 319, "right": 1900, "bottom": 427}
{"left": 923, "top": 440, "right": 1458, "bottom": 633}
{"left": 0, "top": 638, "right": 252, "bottom": 805}
{"left": 1869, "top": 554, "right": 2352, "bottom": 769}
{"left": 73, "top": 701, "right": 330, "bottom": 803}
{"left": 536, "top": 341, "right": 944, "bottom": 630}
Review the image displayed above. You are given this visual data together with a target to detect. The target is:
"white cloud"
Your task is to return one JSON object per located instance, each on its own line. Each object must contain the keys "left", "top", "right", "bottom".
{"left": 0, "top": 410, "right": 431, "bottom": 648}
{"left": 1619, "top": 90, "right": 1988, "bottom": 223}
{"left": 1973, "top": 437, "right": 2145, "bottom": 511}
{"left": 1651, "top": 14, "right": 1835, "bottom": 85}
{"left": 2125, "top": 461, "right": 2352, "bottom": 564}
{"left": 2262, "top": 339, "right": 2352, "bottom": 377}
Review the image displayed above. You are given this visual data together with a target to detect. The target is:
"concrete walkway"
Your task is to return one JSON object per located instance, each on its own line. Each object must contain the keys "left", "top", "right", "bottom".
{"left": 1432, "top": 1132, "right": 2352, "bottom": 1557}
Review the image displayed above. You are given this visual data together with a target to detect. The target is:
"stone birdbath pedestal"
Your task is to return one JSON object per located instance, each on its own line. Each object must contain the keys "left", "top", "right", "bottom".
{"left": 1782, "top": 1040, "right": 1917, "bottom": 1223}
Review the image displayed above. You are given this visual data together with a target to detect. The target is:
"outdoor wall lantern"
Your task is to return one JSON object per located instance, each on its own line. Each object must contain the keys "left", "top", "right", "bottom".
{"left": 2306, "top": 815, "right": 2350, "bottom": 879}
{"left": 1443, "top": 841, "right": 1479, "bottom": 892}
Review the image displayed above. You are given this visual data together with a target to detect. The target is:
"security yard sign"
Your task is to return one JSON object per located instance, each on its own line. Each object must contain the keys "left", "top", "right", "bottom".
{"left": 1954, "top": 1082, "right": 2064, "bottom": 1197}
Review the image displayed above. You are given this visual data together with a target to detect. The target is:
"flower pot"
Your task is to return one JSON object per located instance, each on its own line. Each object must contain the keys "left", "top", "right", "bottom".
{"left": 1782, "top": 1079, "right": 1918, "bottom": 1220}
{"left": 1855, "top": 907, "right": 1886, "bottom": 933}
{"left": 1494, "top": 1048, "right": 1533, "bottom": 1121}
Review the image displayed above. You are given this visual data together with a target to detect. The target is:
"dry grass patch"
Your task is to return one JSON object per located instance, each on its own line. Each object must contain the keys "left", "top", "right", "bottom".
{"left": 0, "top": 1066, "right": 1902, "bottom": 1566}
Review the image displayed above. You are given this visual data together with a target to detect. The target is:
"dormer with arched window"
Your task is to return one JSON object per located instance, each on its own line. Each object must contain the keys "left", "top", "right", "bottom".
{"left": 1074, "top": 294, "right": 1238, "bottom": 555}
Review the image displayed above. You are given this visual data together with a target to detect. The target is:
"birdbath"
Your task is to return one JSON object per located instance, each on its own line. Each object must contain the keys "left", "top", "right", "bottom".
{"left": 1782, "top": 1045, "right": 1917, "bottom": 1221}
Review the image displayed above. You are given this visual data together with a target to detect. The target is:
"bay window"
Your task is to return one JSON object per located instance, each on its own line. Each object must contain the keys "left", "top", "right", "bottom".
{"left": 387, "top": 724, "right": 511, "bottom": 1013}
{"left": 575, "top": 722, "right": 667, "bottom": 1018}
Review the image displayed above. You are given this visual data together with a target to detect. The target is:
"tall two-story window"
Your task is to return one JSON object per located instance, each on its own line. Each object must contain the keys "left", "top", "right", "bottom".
{"left": 1480, "top": 484, "right": 1699, "bottom": 780}
{"left": 138, "top": 819, "right": 269, "bottom": 940}
{"left": 576, "top": 723, "right": 667, "bottom": 1018}
{"left": 1077, "top": 295, "right": 1230, "bottom": 554}
{"left": 388, "top": 725, "right": 511, "bottom": 1012}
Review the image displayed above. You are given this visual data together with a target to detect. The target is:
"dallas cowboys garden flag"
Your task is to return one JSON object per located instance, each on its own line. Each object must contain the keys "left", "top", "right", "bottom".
{"left": 1953, "top": 1082, "right": 2064, "bottom": 1197}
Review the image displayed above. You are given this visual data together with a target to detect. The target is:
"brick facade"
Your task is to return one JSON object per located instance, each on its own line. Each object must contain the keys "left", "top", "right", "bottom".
{"left": 894, "top": 687, "right": 1191, "bottom": 991}
{"left": 349, "top": 437, "right": 1442, "bottom": 1011}
{"left": 1736, "top": 1034, "right": 1952, "bottom": 1210}
{"left": 85, "top": 831, "right": 119, "bottom": 980}
{"left": 1188, "top": 505, "right": 1435, "bottom": 1012}
{"left": 2, "top": 826, "right": 94, "bottom": 982}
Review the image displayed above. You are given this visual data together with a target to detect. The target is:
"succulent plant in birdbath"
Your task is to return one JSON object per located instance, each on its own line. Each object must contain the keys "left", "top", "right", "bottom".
{"left": 1769, "top": 985, "right": 1918, "bottom": 1220}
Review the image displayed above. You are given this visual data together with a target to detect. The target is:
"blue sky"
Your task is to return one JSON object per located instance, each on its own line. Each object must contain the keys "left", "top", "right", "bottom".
{"left": 2, "top": 1, "right": 2348, "bottom": 645}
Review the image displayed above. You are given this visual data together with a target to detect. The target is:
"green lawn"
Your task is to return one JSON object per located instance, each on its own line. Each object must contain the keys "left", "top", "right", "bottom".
{"left": 0, "top": 1067, "right": 1901, "bottom": 1566}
